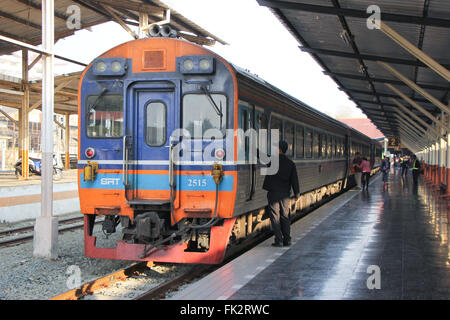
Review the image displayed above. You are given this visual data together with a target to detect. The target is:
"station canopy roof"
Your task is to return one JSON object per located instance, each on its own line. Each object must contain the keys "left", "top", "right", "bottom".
{"left": 0, "top": 0, "right": 226, "bottom": 56}
{"left": 258, "top": 0, "right": 450, "bottom": 140}
{"left": 0, "top": 0, "right": 227, "bottom": 115}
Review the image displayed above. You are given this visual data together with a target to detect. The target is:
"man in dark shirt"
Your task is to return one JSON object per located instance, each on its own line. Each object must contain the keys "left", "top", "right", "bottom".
{"left": 263, "top": 140, "right": 300, "bottom": 247}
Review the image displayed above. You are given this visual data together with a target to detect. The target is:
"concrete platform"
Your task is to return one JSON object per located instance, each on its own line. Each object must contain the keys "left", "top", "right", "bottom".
{"left": 171, "top": 169, "right": 449, "bottom": 300}
{"left": 0, "top": 169, "right": 79, "bottom": 223}
{"left": 0, "top": 169, "right": 77, "bottom": 187}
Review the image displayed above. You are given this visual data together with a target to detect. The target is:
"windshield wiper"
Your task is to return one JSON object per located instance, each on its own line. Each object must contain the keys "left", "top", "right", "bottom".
{"left": 89, "top": 88, "right": 108, "bottom": 111}
{"left": 201, "top": 85, "right": 223, "bottom": 118}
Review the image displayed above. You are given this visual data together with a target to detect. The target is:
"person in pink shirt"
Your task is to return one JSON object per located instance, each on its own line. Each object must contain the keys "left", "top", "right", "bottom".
{"left": 357, "top": 157, "right": 372, "bottom": 190}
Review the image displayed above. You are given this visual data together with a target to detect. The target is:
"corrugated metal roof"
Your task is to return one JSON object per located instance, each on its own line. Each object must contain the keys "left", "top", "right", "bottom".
{"left": 258, "top": 0, "right": 450, "bottom": 144}
{"left": 0, "top": 0, "right": 227, "bottom": 56}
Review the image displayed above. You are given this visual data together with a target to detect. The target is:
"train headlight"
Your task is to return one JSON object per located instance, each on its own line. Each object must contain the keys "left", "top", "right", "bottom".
{"left": 95, "top": 61, "right": 107, "bottom": 73}
{"left": 85, "top": 147, "right": 96, "bottom": 159}
{"left": 111, "top": 61, "right": 122, "bottom": 73}
{"left": 199, "top": 58, "right": 211, "bottom": 71}
{"left": 183, "top": 59, "right": 194, "bottom": 71}
{"left": 92, "top": 58, "right": 127, "bottom": 76}
{"left": 178, "top": 56, "right": 215, "bottom": 74}
{"left": 215, "top": 148, "right": 225, "bottom": 160}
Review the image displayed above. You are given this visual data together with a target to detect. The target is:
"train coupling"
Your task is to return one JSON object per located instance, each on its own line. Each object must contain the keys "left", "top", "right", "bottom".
{"left": 211, "top": 163, "right": 223, "bottom": 185}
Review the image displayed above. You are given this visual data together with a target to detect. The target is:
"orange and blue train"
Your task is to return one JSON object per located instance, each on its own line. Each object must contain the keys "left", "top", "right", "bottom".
{"left": 78, "top": 35, "right": 382, "bottom": 264}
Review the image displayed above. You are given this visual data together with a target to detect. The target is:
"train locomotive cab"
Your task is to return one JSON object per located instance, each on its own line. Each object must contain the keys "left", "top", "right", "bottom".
{"left": 78, "top": 38, "right": 238, "bottom": 264}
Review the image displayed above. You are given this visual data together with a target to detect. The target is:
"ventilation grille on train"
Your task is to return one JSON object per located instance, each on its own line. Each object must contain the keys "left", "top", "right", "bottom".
{"left": 143, "top": 50, "right": 165, "bottom": 69}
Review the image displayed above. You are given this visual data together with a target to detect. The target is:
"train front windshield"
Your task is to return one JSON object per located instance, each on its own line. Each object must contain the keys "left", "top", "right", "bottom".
{"left": 182, "top": 93, "right": 227, "bottom": 138}
{"left": 86, "top": 94, "right": 124, "bottom": 138}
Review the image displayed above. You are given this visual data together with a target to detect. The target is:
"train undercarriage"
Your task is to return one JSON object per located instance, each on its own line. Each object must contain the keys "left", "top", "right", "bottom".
{"left": 83, "top": 173, "right": 377, "bottom": 264}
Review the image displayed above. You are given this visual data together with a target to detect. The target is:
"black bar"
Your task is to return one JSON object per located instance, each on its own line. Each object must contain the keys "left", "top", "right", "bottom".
{"left": 300, "top": 46, "right": 450, "bottom": 69}
{"left": 324, "top": 71, "right": 450, "bottom": 92}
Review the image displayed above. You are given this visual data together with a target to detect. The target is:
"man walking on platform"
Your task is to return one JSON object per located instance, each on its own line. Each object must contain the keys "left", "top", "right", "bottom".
{"left": 401, "top": 156, "right": 410, "bottom": 179}
{"left": 263, "top": 140, "right": 300, "bottom": 247}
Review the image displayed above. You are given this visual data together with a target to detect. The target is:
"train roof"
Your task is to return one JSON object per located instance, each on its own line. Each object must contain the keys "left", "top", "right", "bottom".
{"left": 231, "top": 64, "right": 379, "bottom": 143}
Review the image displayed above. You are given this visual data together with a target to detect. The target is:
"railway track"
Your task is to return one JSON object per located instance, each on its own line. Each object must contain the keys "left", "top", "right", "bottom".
{"left": 50, "top": 178, "right": 372, "bottom": 301}
{"left": 51, "top": 220, "right": 280, "bottom": 301}
{"left": 0, "top": 216, "right": 102, "bottom": 247}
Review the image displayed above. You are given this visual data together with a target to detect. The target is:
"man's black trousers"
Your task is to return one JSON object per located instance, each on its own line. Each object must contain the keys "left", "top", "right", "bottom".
{"left": 267, "top": 196, "right": 291, "bottom": 245}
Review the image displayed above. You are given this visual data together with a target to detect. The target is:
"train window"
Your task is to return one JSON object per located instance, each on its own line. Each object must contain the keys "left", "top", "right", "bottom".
{"left": 270, "top": 116, "right": 283, "bottom": 153}
{"left": 305, "top": 129, "right": 312, "bottom": 158}
{"left": 320, "top": 134, "right": 327, "bottom": 158}
{"left": 296, "top": 125, "right": 304, "bottom": 158}
{"left": 257, "top": 113, "right": 269, "bottom": 156}
{"left": 182, "top": 94, "right": 227, "bottom": 138}
{"left": 270, "top": 117, "right": 283, "bottom": 135}
{"left": 333, "top": 136, "right": 337, "bottom": 157}
{"left": 313, "top": 131, "right": 319, "bottom": 158}
{"left": 285, "top": 122, "right": 294, "bottom": 157}
{"left": 146, "top": 101, "right": 166, "bottom": 146}
{"left": 327, "top": 134, "right": 332, "bottom": 158}
{"left": 86, "top": 94, "right": 123, "bottom": 138}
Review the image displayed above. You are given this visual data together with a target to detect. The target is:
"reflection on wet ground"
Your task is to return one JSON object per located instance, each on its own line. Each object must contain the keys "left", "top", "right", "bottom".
{"left": 230, "top": 169, "right": 449, "bottom": 300}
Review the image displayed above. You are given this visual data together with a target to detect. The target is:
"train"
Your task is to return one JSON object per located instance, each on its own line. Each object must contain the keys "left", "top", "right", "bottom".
{"left": 78, "top": 32, "right": 382, "bottom": 264}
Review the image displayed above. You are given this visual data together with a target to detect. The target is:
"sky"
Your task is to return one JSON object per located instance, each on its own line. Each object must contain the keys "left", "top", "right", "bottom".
{"left": 1, "top": 0, "right": 366, "bottom": 120}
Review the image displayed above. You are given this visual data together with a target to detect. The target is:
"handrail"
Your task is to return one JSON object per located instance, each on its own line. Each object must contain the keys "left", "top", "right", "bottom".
{"left": 123, "top": 135, "right": 129, "bottom": 186}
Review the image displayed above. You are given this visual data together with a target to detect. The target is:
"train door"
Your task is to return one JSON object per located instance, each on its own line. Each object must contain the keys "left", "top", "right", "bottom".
{"left": 238, "top": 104, "right": 255, "bottom": 200}
{"left": 125, "top": 81, "right": 179, "bottom": 205}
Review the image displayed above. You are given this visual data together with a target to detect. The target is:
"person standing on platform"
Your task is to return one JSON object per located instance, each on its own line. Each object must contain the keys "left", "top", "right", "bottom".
{"left": 353, "top": 152, "right": 363, "bottom": 190}
{"left": 412, "top": 155, "right": 421, "bottom": 185}
{"left": 401, "top": 156, "right": 410, "bottom": 179}
{"left": 263, "top": 140, "right": 300, "bottom": 247}
{"left": 358, "top": 157, "right": 372, "bottom": 190}
{"left": 381, "top": 157, "right": 390, "bottom": 189}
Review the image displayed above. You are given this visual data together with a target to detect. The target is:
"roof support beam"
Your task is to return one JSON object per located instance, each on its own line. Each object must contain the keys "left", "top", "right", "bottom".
{"left": 99, "top": 4, "right": 139, "bottom": 39}
{"left": 0, "top": 9, "right": 41, "bottom": 30}
{"left": 0, "top": 34, "right": 87, "bottom": 67}
{"left": 299, "top": 46, "right": 450, "bottom": 69}
{"left": 327, "top": 0, "right": 392, "bottom": 132}
{"left": 29, "top": 78, "right": 75, "bottom": 112}
{"left": 373, "top": 21, "right": 450, "bottom": 82}
{"left": 378, "top": 62, "right": 450, "bottom": 114}
{"left": 343, "top": 87, "right": 432, "bottom": 105}
{"left": 399, "top": 128, "right": 426, "bottom": 149}
{"left": 323, "top": 71, "right": 450, "bottom": 92}
{"left": 28, "top": 54, "right": 42, "bottom": 71}
{"left": 400, "top": 137, "right": 420, "bottom": 153}
{"left": 395, "top": 113, "right": 431, "bottom": 139}
{"left": 394, "top": 114, "right": 430, "bottom": 142}
{"left": 258, "top": 0, "right": 450, "bottom": 28}
{"left": 391, "top": 98, "right": 440, "bottom": 137}
{"left": 384, "top": 83, "right": 447, "bottom": 131}
{"left": 0, "top": 108, "right": 18, "bottom": 124}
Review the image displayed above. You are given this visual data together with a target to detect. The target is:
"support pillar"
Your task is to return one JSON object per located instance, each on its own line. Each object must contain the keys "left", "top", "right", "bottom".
{"left": 21, "top": 49, "right": 29, "bottom": 179}
{"left": 433, "top": 140, "right": 440, "bottom": 187}
{"left": 429, "top": 144, "right": 435, "bottom": 185}
{"left": 439, "top": 137, "right": 446, "bottom": 187}
{"left": 65, "top": 113, "right": 70, "bottom": 170}
{"left": 33, "top": 0, "right": 58, "bottom": 260}
{"left": 441, "top": 133, "right": 450, "bottom": 198}
{"left": 426, "top": 147, "right": 431, "bottom": 182}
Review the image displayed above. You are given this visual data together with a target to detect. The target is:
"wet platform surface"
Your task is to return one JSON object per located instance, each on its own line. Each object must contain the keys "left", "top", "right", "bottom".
{"left": 173, "top": 169, "right": 449, "bottom": 300}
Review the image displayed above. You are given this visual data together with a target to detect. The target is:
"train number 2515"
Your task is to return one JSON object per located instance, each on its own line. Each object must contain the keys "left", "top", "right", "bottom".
{"left": 187, "top": 178, "right": 207, "bottom": 187}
